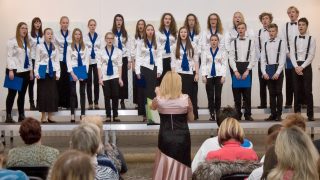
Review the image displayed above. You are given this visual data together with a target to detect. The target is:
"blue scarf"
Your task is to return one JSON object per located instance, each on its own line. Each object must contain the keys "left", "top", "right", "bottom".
{"left": 181, "top": 43, "right": 189, "bottom": 71}
{"left": 189, "top": 30, "right": 195, "bottom": 42}
{"left": 164, "top": 29, "right": 171, "bottom": 53}
{"left": 106, "top": 46, "right": 114, "bottom": 76}
{"left": 116, "top": 31, "right": 122, "bottom": 50}
{"left": 74, "top": 44, "right": 83, "bottom": 67}
{"left": 23, "top": 39, "right": 29, "bottom": 69}
{"left": 210, "top": 27, "right": 217, "bottom": 35}
{"left": 89, "top": 32, "right": 98, "bottom": 59}
{"left": 61, "top": 30, "right": 68, "bottom": 63}
{"left": 36, "top": 33, "right": 40, "bottom": 44}
{"left": 210, "top": 47, "right": 219, "bottom": 76}
{"left": 44, "top": 42, "right": 54, "bottom": 78}
{"left": 146, "top": 40, "right": 154, "bottom": 65}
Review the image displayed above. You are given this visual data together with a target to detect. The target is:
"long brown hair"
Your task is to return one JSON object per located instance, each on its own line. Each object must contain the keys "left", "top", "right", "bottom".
{"left": 112, "top": 14, "right": 128, "bottom": 43}
{"left": 16, "top": 22, "right": 30, "bottom": 49}
{"left": 31, "top": 17, "right": 43, "bottom": 38}
{"left": 207, "top": 13, "right": 224, "bottom": 34}
{"left": 143, "top": 24, "right": 157, "bottom": 50}
{"left": 184, "top": 13, "right": 200, "bottom": 35}
{"left": 175, "top": 27, "right": 194, "bottom": 59}
{"left": 135, "top": 19, "right": 146, "bottom": 40}
{"left": 159, "top": 13, "right": 177, "bottom": 39}
{"left": 71, "top": 28, "right": 85, "bottom": 51}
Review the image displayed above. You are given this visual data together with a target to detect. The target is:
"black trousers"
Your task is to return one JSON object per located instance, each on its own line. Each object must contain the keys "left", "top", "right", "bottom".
{"left": 206, "top": 76, "right": 223, "bottom": 116}
{"left": 267, "top": 73, "right": 284, "bottom": 117}
{"left": 70, "top": 80, "right": 86, "bottom": 115}
{"left": 180, "top": 73, "right": 198, "bottom": 119}
{"left": 6, "top": 69, "right": 30, "bottom": 116}
{"left": 87, "top": 64, "right": 99, "bottom": 105}
{"left": 293, "top": 63, "right": 313, "bottom": 118}
{"left": 258, "top": 61, "right": 267, "bottom": 106}
{"left": 132, "top": 71, "right": 138, "bottom": 104}
{"left": 57, "top": 62, "right": 71, "bottom": 108}
{"left": 28, "top": 59, "right": 35, "bottom": 104}
{"left": 119, "top": 57, "right": 128, "bottom": 100}
{"left": 158, "top": 57, "right": 171, "bottom": 85}
{"left": 193, "top": 71, "right": 199, "bottom": 119}
{"left": 103, "top": 78, "right": 119, "bottom": 117}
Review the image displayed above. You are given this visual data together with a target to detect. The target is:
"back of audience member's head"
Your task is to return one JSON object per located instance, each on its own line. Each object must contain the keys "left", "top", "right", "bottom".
{"left": 282, "top": 113, "right": 306, "bottom": 131}
{"left": 267, "top": 124, "right": 282, "bottom": 135}
{"left": 19, "top": 117, "right": 41, "bottom": 145}
{"left": 82, "top": 116, "right": 104, "bottom": 137}
{"left": 218, "top": 118, "right": 244, "bottom": 146}
{"left": 265, "top": 124, "right": 282, "bottom": 149}
{"left": 261, "top": 146, "right": 278, "bottom": 180}
{"left": 50, "top": 150, "right": 95, "bottom": 180}
{"left": 268, "top": 126, "right": 319, "bottom": 180}
{"left": 217, "top": 106, "right": 238, "bottom": 127}
{"left": 70, "top": 123, "right": 101, "bottom": 156}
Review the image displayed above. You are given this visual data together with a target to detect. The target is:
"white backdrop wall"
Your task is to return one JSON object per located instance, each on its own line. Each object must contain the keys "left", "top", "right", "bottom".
{"left": 0, "top": 0, "right": 319, "bottom": 109}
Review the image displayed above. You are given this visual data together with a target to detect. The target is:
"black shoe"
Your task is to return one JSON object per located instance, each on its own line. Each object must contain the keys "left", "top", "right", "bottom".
{"left": 284, "top": 105, "right": 292, "bottom": 109}
{"left": 209, "top": 114, "right": 215, "bottom": 121}
{"left": 245, "top": 116, "right": 254, "bottom": 121}
{"left": 308, "top": 117, "right": 315, "bottom": 121}
{"left": 264, "top": 115, "right": 276, "bottom": 121}
{"left": 5, "top": 114, "right": 15, "bottom": 123}
{"left": 30, "top": 103, "right": 36, "bottom": 111}
{"left": 120, "top": 101, "right": 126, "bottom": 109}
{"left": 113, "top": 117, "right": 121, "bottom": 122}
{"left": 258, "top": 105, "right": 267, "bottom": 109}
{"left": 70, "top": 119, "right": 75, "bottom": 123}
{"left": 105, "top": 117, "right": 111, "bottom": 122}
{"left": 142, "top": 116, "right": 147, "bottom": 122}
{"left": 276, "top": 115, "right": 282, "bottom": 121}
{"left": 48, "top": 119, "right": 56, "bottom": 123}
{"left": 18, "top": 114, "right": 25, "bottom": 122}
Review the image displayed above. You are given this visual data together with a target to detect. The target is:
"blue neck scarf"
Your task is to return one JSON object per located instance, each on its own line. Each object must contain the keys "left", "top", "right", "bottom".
{"left": 23, "top": 39, "right": 29, "bottom": 69}
{"left": 210, "top": 26, "right": 217, "bottom": 35}
{"left": 44, "top": 42, "right": 54, "bottom": 78}
{"left": 116, "top": 30, "right": 122, "bottom": 50}
{"left": 146, "top": 40, "right": 154, "bottom": 65}
{"left": 106, "top": 46, "right": 114, "bottom": 76}
{"left": 164, "top": 29, "right": 171, "bottom": 53}
{"left": 74, "top": 44, "right": 83, "bottom": 67}
{"left": 210, "top": 47, "right": 219, "bottom": 76}
{"left": 189, "top": 30, "right": 195, "bottom": 42}
{"left": 89, "top": 32, "right": 98, "bottom": 59}
{"left": 61, "top": 30, "right": 68, "bottom": 63}
{"left": 181, "top": 43, "right": 189, "bottom": 71}
{"left": 36, "top": 32, "right": 40, "bottom": 44}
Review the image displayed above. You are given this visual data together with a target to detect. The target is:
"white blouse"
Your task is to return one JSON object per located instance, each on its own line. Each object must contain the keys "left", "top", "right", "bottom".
{"left": 6, "top": 37, "right": 32, "bottom": 73}
{"left": 29, "top": 33, "right": 44, "bottom": 59}
{"left": 113, "top": 33, "right": 131, "bottom": 59}
{"left": 97, "top": 47, "right": 123, "bottom": 81}
{"left": 130, "top": 37, "right": 143, "bottom": 60}
{"left": 34, "top": 43, "right": 61, "bottom": 78}
{"left": 54, "top": 30, "right": 72, "bottom": 62}
{"left": 66, "top": 45, "right": 90, "bottom": 73}
{"left": 84, "top": 32, "right": 102, "bottom": 65}
{"left": 201, "top": 47, "right": 227, "bottom": 78}
{"left": 200, "top": 30, "right": 225, "bottom": 52}
{"left": 171, "top": 43, "right": 199, "bottom": 75}
{"left": 188, "top": 31, "right": 201, "bottom": 56}
{"left": 135, "top": 40, "right": 163, "bottom": 75}
{"left": 156, "top": 30, "right": 177, "bottom": 58}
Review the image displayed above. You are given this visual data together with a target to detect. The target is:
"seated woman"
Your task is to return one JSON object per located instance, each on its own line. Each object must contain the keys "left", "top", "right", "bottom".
{"left": 49, "top": 150, "right": 95, "bottom": 180}
{"left": 206, "top": 117, "right": 258, "bottom": 161}
{"left": 7, "top": 117, "right": 59, "bottom": 167}
{"left": 70, "top": 123, "right": 119, "bottom": 180}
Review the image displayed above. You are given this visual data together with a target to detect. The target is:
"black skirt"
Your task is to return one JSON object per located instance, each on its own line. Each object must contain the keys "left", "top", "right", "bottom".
{"left": 119, "top": 57, "right": 128, "bottom": 99}
{"left": 37, "top": 74, "right": 59, "bottom": 112}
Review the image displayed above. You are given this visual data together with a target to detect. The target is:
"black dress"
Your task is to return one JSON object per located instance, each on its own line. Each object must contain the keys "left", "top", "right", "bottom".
{"left": 37, "top": 74, "right": 58, "bottom": 112}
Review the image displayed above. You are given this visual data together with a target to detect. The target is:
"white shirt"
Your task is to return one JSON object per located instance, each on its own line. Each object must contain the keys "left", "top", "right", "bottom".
{"left": 84, "top": 32, "right": 102, "bottom": 65}
{"left": 290, "top": 34, "right": 316, "bottom": 68}
{"left": 255, "top": 28, "right": 269, "bottom": 60}
{"left": 171, "top": 43, "right": 199, "bottom": 75}
{"left": 131, "top": 37, "right": 143, "bottom": 60}
{"left": 229, "top": 37, "right": 257, "bottom": 71}
{"left": 281, "top": 22, "right": 299, "bottom": 53}
{"left": 135, "top": 40, "right": 163, "bottom": 75}
{"left": 113, "top": 32, "right": 131, "bottom": 59}
{"left": 97, "top": 47, "right": 122, "bottom": 81}
{"left": 29, "top": 33, "right": 44, "bottom": 59}
{"left": 54, "top": 30, "right": 72, "bottom": 62}
{"left": 201, "top": 47, "right": 227, "bottom": 78}
{"left": 34, "top": 43, "right": 61, "bottom": 78}
{"left": 66, "top": 45, "right": 90, "bottom": 73}
{"left": 188, "top": 31, "right": 201, "bottom": 55}
{"left": 200, "top": 30, "right": 225, "bottom": 52}
{"left": 156, "top": 30, "right": 177, "bottom": 58}
{"left": 6, "top": 37, "right": 32, "bottom": 73}
{"left": 225, "top": 26, "right": 255, "bottom": 52}
{"left": 260, "top": 37, "right": 286, "bottom": 75}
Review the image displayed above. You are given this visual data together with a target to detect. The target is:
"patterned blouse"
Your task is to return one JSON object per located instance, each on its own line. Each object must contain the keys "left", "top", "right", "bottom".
{"left": 6, "top": 144, "right": 59, "bottom": 167}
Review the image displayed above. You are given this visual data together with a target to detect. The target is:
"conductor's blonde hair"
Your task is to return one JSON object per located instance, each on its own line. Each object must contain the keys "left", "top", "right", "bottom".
{"left": 159, "top": 71, "right": 182, "bottom": 99}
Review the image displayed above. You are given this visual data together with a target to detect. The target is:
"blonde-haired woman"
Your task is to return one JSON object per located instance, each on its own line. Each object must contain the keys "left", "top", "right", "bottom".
{"left": 206, "top": 118, "right": 258, "bottom": 161}
{"left": 49, "top": 150, "right": 95, "bottom": 180}
{"left": 268, "top": 126, "right": 319, "bottom": 180}
{"left": 151, "top": 71, "right": 194, "bottom": 179}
